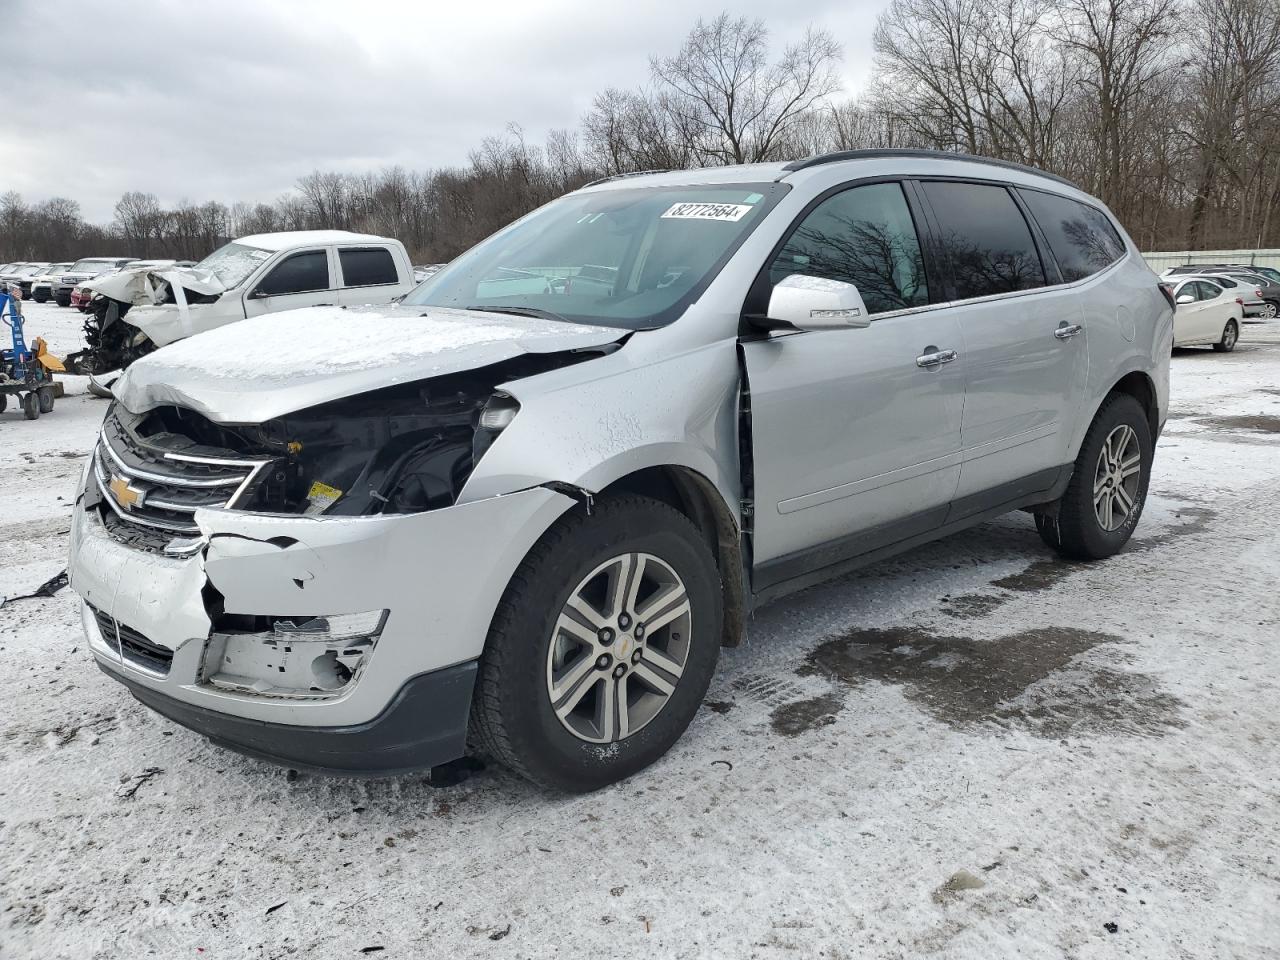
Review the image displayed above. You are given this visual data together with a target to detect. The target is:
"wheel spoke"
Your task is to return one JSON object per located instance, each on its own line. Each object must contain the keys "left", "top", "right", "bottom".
{"left": 554, "top": 671, "right": 599, "bottom": 719}
{"left": 1119, "top": 454, "right": 1141, "bottom": 479}
{"left": 1094, "top": 472, "right": 1109, "bottom": 497}
{"left": 640, "top": 644, "right": 685, "bottom": 681}
{"left": 596, "top": 675, "right": 617, "bottom": 741}
{"left": 636, "top": 584, "right": 690, "bottom": 633}
{"left": 1113, "top": 483, "right": 1135, "bottom": 515}
{"left": 550, "top": 651, "right": 598, "bottom": 701}
{"left": 614, "top": 675, "right": 630, "bottom": 740}
{"left": 1100, "top": 491, "right": 1113, "bottom": 529}
{"left": 566, "top": 594, "right": 607, "bottom": 631}
{"left": 632, "top": 660, "right": 676, "bottom": 696}
{"left": 605, "top": 554, "right": 636, "bottom": 620}
{"left": 555, "top": 613, "right": 599, "bottom": 648}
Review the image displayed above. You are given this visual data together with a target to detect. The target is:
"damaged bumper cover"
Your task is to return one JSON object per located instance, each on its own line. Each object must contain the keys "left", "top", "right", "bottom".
{"left": 69, "top": 484, "right": 576, "bottom": 772}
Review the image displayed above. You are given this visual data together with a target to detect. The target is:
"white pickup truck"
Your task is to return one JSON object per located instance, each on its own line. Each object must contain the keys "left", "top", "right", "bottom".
{"left": 72, "top": 230, "right": 418, "bottom": 379}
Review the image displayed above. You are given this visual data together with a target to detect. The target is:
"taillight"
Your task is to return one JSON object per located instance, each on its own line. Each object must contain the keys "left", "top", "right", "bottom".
{"left": 1235, "top": 297, "right": 1244, "bottom": 305}
{"left": 1158, "top": 284, "right": 1176, "bottom": 310}
{"left": 1256, "top": 289, "right": 1264, "bottom": 298}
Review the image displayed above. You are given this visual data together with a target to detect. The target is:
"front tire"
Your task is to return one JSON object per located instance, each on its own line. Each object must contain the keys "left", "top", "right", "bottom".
{"left": 1037, "top": 393, "right": 1153, "bottom": 561}
{"left": 1213, "top": 319, "right": 1239, "bottom": 352}
{"left": 470, "top": 494, "right": 722, "bottom": 792}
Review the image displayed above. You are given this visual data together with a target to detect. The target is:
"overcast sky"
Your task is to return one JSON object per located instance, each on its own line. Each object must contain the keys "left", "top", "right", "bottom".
{"left": 3, "top": 0, "right": 885, "bottom": 223}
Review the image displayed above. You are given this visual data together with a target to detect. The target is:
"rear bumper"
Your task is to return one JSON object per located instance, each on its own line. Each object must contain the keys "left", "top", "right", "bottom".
{"left": 104, "top": 659, "right": 478, "bottom": 775}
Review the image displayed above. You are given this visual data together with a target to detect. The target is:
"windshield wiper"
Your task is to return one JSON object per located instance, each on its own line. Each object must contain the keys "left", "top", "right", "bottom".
{"left": 465, "top": 304, "right": 572, "bottom": 324}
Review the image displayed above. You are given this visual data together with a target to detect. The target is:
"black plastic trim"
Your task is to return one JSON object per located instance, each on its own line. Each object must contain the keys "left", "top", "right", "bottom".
{"left": 103, "top": 660, "right": 478, "bottom": 777}
{"left": 751, "top": 464, "right": 1072, "bottom": 605}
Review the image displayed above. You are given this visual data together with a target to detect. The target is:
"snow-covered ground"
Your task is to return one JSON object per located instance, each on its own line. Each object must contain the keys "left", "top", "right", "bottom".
{"left": 2, "top": 301, "right": 1278, "bottom": 959}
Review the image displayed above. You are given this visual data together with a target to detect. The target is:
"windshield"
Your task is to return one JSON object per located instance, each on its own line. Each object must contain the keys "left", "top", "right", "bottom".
{"left": 403, "top": 182, "right": 787, "bottom": 329}
{"left": 194, "top": 242, "right": 274, "bottom": 288}
{"left": 69, "top": 259, "right": 117, "bottom": 274}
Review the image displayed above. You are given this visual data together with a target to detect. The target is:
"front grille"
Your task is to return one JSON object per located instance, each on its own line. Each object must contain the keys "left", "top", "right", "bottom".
{"left": 94, "top": 408, "right": 269, "bottom": 541}
{"left": 92, "top": 607, "right": 174, "bottom": 676}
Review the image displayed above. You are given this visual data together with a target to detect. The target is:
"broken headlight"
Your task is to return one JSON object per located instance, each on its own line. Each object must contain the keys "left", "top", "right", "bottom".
{"left": 201, "top": 609, "right": 388, "bottom": 699}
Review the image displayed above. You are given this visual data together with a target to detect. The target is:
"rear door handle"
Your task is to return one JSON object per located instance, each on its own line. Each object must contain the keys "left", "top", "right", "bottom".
{"left": 916, "top": 348, "right": 958, "bottom": 368}
{"left": 1054, "top": 323, "right": 1083, "bottom": 340}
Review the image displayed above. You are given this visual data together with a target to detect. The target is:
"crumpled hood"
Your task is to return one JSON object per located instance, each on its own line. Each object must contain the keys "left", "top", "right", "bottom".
{"left": 89, "top": 264, "right": 226, "bottom": 304}
{"left": 114, "top": 303, "right": 624, "bottom": 423}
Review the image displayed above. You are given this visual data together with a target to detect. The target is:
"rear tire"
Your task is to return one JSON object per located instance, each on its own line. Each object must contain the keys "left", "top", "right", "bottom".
{"left": 1213, "top": 319, "right": 1238, "bottom": 352}
{"left": 1263, "top": 301, "right": 1279, "bottom": 320}
{"left": 470, "top": 494, "right": 722, "bottom": 792}
{"left": 37, "top": 385, "right": 55, "bottom": 413}
{"left": 1037, "top": 393, "right": 1152, "bottom": 561}
{"left": 0, "top": 393, "right": 7, "bottom": 413}
{"left": 22, "top": 391, "right": 39, "bottom": 420}
{"left": 33, "top": 291, "right": 48, "bottom": 303}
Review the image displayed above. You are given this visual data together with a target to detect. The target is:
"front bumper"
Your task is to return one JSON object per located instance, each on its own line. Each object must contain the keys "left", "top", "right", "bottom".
{"left": 105, "top": 659, "right": 479, "bottom": 775}
{"left": 70, "top": 483, "right": 575, "bottom": 758}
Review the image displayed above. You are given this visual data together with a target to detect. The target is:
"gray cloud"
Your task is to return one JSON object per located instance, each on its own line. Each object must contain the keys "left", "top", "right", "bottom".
{"left": 3, "top": 0, "right": 881, "bottom": 222}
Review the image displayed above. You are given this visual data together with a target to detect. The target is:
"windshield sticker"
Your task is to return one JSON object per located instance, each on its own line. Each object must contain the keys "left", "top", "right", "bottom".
{"left": 661, "top": 202, "right": 753, "bottom": 222}
{"left": 744, "top": 192, "right": 764, "bottom": 204}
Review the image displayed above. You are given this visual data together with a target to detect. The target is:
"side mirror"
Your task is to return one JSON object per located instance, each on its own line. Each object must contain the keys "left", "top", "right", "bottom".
{"left": 1176, "top": 293, "right": 1194, "bottom": 305}
{"left": 757, "top": 275, "right": 871, "bottom": 332}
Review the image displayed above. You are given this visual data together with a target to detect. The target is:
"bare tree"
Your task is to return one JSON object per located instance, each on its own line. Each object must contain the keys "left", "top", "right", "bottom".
{"left": 650, "top": 14, "right": 842, "bottom": 164}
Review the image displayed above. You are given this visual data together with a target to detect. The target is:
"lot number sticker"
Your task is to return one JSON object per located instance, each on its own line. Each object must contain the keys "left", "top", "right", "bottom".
{"left": 661, "top": 202, "right": 753, "bottom": 222}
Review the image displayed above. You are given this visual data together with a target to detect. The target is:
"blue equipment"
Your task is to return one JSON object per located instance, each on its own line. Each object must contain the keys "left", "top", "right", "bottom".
{"left": 1, "top": 285, "right": 59, "bottom": 420}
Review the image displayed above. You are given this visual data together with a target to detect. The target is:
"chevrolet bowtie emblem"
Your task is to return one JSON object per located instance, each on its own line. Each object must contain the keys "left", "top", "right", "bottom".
{"left": 109, "top": 474, "right": 143, "bottom": 510}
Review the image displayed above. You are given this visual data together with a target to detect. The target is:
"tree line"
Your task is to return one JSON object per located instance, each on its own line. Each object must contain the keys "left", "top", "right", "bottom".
{"left": 3, "top": 0, "right": 1279, "bottom": 266}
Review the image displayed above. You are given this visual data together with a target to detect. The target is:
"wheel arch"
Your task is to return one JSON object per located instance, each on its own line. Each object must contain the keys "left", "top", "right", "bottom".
{"left": 596, "top": 464, "right": 747, "bottom": 648}
{"left": 1108, "top": 369, "right": 1160, "bottom": 440}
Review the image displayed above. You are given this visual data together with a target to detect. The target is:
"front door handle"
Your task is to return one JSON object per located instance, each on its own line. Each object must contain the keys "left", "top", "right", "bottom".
{"left": 1054, "top": 323, "right": 1084, "bottom": 340}
{"left": 916, "top": 348, "right": 958, "bottom": 368}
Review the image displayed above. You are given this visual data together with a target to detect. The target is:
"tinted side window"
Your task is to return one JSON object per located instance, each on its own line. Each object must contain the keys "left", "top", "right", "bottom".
{"left": 257, "top": 251, "right": 329, "bottom": 296}
{"left": 339, "top": 247, "right": 398, "bottom": 287}
{"left": 921, "top": 181, "right": 1045, "bottom": 299}
{"left": 1197, "top": 281, "right": 1221, "bottom": 301}
{"left": 1019, "top": 190, "right": 1126, "bottom": 282}
{"left": 770, "top": 181, "right": 928, "bottom": 315}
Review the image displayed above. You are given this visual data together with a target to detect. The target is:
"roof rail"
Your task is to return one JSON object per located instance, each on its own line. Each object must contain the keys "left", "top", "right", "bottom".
{"left": 581, "top": 169, "right": 670, "bottom": 189}
{"left": 781, "top": 149, "right": 1079, "bottom": 189}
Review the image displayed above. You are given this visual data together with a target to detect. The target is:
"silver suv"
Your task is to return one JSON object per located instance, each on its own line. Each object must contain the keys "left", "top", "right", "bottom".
{"left": 69, "top": 150, "right": 1172, "bottom": 791}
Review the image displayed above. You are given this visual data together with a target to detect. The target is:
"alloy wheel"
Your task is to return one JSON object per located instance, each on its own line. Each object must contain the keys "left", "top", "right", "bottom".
{"left": 1093, "top": 424, "right": 1141, "bottom": 532}
{"left": 1224, "top": 322, "right": 1238, "bottom": 349}
{"left": 545, "top": 552, "right": 692, "bottom": 744}
{"left": 1264, "top": 302, "right": 1278, "bottom": 319}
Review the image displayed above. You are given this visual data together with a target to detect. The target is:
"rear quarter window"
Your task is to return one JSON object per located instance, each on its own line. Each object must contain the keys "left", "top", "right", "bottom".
{"left": 1019, "top": 189, "right": 1126, "bottom": 282}
{"left": 339, "top": 247, "right": 398, "bottom": 287}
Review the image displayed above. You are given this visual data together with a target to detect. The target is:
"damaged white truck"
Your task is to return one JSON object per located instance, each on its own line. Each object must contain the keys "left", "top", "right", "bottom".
{"left": 69, "top": 152, "right": 1172, "bottom": 791}
{"left": 67, "top": 230, "right": 417, "bottom": 380}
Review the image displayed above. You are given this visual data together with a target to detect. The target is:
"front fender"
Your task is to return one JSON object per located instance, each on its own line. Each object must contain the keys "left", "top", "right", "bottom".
{"left": 458, "top": 338, "right": 743, "bottom": 522}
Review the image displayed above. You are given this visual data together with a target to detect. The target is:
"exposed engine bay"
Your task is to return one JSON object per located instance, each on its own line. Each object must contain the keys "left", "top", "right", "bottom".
{"left": 89, "top": 347, "right": 617, "bottom": 557}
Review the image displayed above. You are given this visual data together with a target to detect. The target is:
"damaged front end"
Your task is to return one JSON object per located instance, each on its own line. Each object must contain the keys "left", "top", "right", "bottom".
{"left": 66, "top": 266, "right": 225, "bottom": 375}
{"left": 73, "top": 344, "right": 612, "bottom": 721}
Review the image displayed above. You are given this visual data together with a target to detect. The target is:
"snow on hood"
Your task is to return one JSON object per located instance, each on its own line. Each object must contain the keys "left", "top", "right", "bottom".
{"left": 89, "top": 264, "right": 226, "bottom": 304}
{"left": 114, "top": 304, "right": 624, "bottom": 423}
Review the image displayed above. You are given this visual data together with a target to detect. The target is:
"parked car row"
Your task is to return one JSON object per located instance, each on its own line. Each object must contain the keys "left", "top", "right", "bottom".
{"left": 1161, "top": 263, "right": 1280, "bottom": 318}
{"left": 1158, "top": 263, "right": 1280, "bottom": 352}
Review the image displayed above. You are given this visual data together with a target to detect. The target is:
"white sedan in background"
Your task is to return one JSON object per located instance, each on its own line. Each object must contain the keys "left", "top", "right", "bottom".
{"left": 1168, "top": 276, "right": 1244, "bottom": 352}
